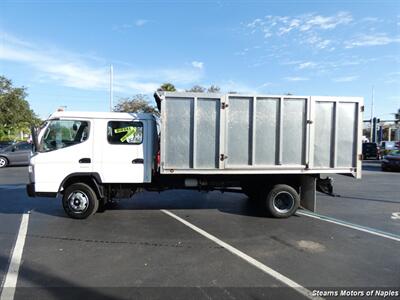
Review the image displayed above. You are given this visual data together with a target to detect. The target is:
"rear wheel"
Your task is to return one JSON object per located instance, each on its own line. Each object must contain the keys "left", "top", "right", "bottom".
{"left": 265, "top": 184, "right": 299, "bottom": 218}
{"left": 62, "top": 183, "right": 99, "bottom": 219}
{"left": 0, "top": 157, "right": 8, "bottom": 168}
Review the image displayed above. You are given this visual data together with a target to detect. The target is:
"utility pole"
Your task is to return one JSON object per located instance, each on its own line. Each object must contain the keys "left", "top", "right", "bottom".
{"left": 110, "top": 64, "right": 114, "bottom": 112}
{"left": 370, "top": 86, "right": 374, "bottom": 141}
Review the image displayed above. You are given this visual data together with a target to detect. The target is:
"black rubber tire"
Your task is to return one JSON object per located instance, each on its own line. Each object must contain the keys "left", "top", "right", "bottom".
{"left": 0, "top": 156, "right": 8, "bottom": 168}
{"left": 265, "top": 184, "right": 300, "bottom": 218}
{"left": 62, "top": 183, "right": 99, "bottom": 219}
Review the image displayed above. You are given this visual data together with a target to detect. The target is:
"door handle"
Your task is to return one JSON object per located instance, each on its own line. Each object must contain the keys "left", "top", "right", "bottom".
{"left": 132, "top": 158, "right": 144, "bottom": 164}
{"left": 79, "top": 158, "right": 91, "bottom": 164}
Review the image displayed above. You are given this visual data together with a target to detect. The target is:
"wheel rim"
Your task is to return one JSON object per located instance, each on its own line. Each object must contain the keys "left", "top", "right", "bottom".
{"left": 67, "top": 190, "right": 89, "bottom": 213}
{"left": 0, "top": 158, "right": 6, "bottom": 167}
{"left": 272, "top": 191, "right": 295, "bottom": 214}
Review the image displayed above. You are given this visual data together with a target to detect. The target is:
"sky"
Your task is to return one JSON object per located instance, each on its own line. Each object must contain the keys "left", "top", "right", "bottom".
{"left": 0, "top": 0, "right": 399, "bottom": 120}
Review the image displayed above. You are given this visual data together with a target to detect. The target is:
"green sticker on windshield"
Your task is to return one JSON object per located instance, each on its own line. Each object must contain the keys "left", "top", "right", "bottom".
{"left": 114, "top": 126, "right": 137, "bottom": 142}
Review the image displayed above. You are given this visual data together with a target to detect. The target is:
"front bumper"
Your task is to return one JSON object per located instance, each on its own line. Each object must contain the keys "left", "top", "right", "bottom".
{"left": 26, "top": 183, "right": 35, "bottom": 197}
{"left": 26, "top": 182, "right": 58, "bottom": 198}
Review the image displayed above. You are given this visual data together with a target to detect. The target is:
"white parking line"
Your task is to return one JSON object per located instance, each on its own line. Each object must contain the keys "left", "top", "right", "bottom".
{"left": 297, "top": 210, "right": 400, "bottom": 243}
{"left": 391, "top": 212, "right": 400, "bottom": 220}
{"left": 161, "top": 209, "right": 321, "bottom": 300}
{"left": 0, "top": 213, "right": 30, "bottom": 300}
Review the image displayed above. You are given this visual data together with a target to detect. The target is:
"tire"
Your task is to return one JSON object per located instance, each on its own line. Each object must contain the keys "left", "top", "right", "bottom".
{"left": 0, "top": 157, "right": 8, "bottom": 168}
{"left": 265, "top": 184, "right": 300, "bottom": 218}
{"left": 62, "top": 183, "right": 99, "bottom": 219}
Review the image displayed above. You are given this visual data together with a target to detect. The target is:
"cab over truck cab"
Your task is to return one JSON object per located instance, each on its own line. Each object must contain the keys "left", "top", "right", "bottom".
{"left": 27, "top": 92, "right": 363, "bottom": 219}
{"left": 27, "top": 111, "right": 158, "bottom": 219}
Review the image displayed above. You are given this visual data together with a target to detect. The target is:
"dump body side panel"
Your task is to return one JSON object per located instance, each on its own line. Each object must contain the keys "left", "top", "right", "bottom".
{"left": 159, "top": 92, "right": 363, "bottom": 177}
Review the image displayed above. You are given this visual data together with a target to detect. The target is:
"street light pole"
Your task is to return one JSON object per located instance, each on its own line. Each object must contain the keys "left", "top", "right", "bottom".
{"left": 370, "top": 86, "right": 374, "bottom": 141}
{"left": 110, "top": 64, "right": 114, "bottom": 112}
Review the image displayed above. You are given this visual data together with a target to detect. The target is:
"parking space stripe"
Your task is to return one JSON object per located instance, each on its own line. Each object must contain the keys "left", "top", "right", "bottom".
{"left": 297, "top": 210, "right": 400, "bottom": 242}
{"left": 0, "top": 213, "right": 30, "bottom": 300}
{"left": 161, "top": 209, "right": 321, "bottom": 300}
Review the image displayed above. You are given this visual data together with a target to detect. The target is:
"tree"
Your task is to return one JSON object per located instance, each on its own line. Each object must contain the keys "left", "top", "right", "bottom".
{"left": 0, "top": 76, "right": 41, "bottom": 140}
{"left": 186, "top": 85, "right": 206, "bottom": 93}
{"left": 207, "top": 85, "right": 221, "bottom": 93}
{"left": 157, "top": 83, "right": 176, "bottom": 92}
{"left": 113, "top": 94, "right": 159, "bottom": 116}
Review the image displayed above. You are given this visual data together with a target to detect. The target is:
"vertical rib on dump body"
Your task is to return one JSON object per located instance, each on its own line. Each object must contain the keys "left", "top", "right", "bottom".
{"left": 156, "top": 92, "right": 363, "bottom": 178}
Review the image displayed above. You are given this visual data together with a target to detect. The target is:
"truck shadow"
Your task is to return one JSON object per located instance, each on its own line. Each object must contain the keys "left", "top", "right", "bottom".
{"left": 0, "top": 188, "right": 284, "bottom": 219}
{"left": 113, "top": 190, "right": 271, "bottom": 218}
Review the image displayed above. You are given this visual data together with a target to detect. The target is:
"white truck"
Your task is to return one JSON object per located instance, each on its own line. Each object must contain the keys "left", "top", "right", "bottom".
{"left": 27, "top": 92, "right": 363, "bottom": 219}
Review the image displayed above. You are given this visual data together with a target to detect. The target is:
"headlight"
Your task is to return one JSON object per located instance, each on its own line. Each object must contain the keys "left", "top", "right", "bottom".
{"left": 28, "top": 165, "right": 33, "bottom": 173}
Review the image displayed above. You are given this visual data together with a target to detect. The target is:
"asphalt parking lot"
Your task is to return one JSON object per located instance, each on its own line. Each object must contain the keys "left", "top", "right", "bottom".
{"left": 0, "top": 161, "right": 399, "bottom": 299}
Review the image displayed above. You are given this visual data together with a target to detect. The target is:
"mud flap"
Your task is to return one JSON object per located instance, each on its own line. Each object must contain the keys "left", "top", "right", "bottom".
{"left": 300, "top": 176, "right": 316, "bottom": 212}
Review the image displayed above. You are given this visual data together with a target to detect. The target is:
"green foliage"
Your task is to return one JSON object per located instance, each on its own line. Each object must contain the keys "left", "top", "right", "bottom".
{"left": 186, "top": 85, "right": 221, "bottom": 93}
{"left": 207, "top": 85, "right": 221, "bottom": 93}
{"left": 157, "top": 83, "right": 176, "bottom": 92}
{"left": 186, "top": 85, "right": 206, "bottom": 93}
{"left": 0, "top": 76, "right": 41, "bottom": 140}
{"left": 113, "top": 94, "right": 159, "bottom": 116}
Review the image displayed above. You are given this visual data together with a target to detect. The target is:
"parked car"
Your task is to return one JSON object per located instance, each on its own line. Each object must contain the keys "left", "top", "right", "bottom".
{"left": 380, "top": 141, "right": 398, "bottom": 155}
{"left": 0, "top": 141, "right": 14, "bottom": 150}
{"left": 0, "top": 142, "right": 32, "bottom": 168}
{"left": 381, "top": 150, "right": 400, "bottom": 172}
{"left": 362, "top": 142, "right": 381, "bottom": 160}
{"left": 380, "top": 141, "right": 397, "bottom": 150}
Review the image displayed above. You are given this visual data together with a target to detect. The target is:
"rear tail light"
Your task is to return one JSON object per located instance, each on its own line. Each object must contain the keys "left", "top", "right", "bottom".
{"left": 156, "top": 151, "right": 160, "bottom": 166}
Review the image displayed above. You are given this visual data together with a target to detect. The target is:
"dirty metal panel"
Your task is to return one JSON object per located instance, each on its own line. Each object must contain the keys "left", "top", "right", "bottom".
{"left": 163, "top": 97, "right": 194, "bottom": 169}
{"left": 337, "top": 102, "right": 357, "bottom": 168}
{"left": 195, "top": 98, "right": 220, "bottom": 168}
{"left": 254, "top": 97, "right": 279, "bottom": 165}
{"left": 226, "top": 96, "right": 252, "bottom": 167}
{"left": 282, "top": 98, "right": 307, "bottom": 165}
{"left": 313, "top": 101, "right": 335, "bottom": 167}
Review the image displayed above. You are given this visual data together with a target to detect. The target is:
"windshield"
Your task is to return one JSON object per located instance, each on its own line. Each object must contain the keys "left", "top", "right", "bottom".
{"left": 39, "top": 119, "right": 90, "bottom": 152}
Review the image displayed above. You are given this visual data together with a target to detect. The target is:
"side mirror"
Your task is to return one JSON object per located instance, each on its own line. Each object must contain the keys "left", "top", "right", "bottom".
{"left": 11, "top": 147, "right": 16, "bottom": 152}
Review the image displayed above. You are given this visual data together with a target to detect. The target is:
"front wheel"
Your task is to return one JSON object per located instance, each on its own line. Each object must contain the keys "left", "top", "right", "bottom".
{"left": 0, "top": 157, "right": 8, "bottom": 168}
{"left": 62, "top": 183, "right": 99, "bottom": 219}
{"left": 265, "top": 184, "right": 300, "bottom": 218}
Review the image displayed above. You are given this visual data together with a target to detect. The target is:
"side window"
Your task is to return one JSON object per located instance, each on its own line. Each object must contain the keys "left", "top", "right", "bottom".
{"left": 17, "top": 143, "right": 32, "bottom": 151}
{"left": 41, "top": 120, "right": 90, "bottom": 151}
{"left": 107, "top": 121, "right": 143, "bottom": 145}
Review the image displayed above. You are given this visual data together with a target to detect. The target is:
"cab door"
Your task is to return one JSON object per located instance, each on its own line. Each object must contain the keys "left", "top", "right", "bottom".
{"left": 100, "top": 120, "right": 146, "bottom": 183}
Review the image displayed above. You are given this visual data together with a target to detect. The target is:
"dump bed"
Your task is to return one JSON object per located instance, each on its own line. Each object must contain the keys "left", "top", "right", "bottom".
{"left": 156, "top": 92, "right": 363, "bottom": 178}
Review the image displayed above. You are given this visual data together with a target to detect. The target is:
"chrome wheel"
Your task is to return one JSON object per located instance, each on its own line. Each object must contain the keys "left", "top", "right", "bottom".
{"left": 67, "top": 190, "right": 89, "bottom": 213}
{"left": 0, "top": 157, "right": 7, "bottom": 168}
{"left": 272, "top": 191, "right": 295, "bottom": 214}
